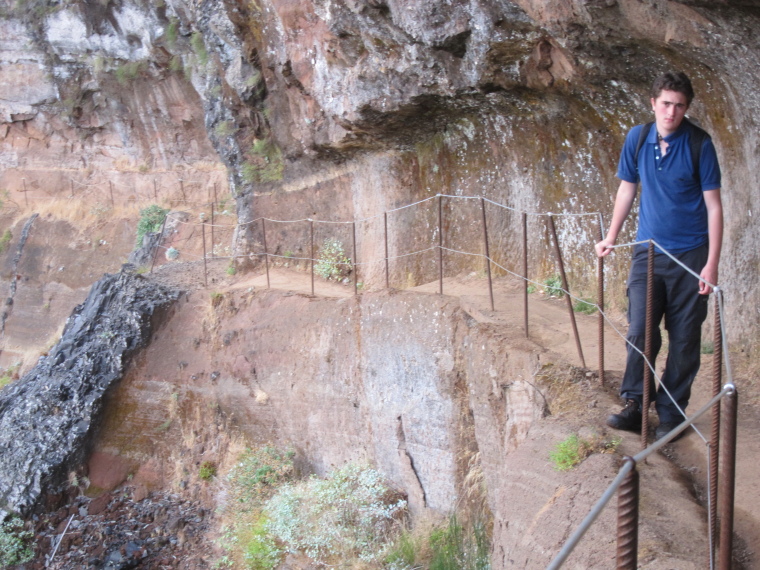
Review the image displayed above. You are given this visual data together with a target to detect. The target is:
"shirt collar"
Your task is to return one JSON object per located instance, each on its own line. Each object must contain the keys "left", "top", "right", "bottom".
{"left": 648, "top": 119, "right": 690, "bottom": 143}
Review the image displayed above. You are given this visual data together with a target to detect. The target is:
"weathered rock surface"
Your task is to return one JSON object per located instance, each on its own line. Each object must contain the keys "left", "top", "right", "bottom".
{"left": 0, "top": 267, "right": 180, "bottom": 518}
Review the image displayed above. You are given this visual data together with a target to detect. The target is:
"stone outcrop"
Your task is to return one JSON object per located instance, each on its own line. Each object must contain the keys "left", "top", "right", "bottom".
{"left": 0, "top": 266, "right": 179, "bottom": 517}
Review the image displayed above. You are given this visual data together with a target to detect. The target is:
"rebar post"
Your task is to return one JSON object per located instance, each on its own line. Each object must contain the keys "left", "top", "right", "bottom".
{"left": 522, "top": 212, "right": 528, "bottom": 338}
{"left": 709, "top": 291, "right": 723, "bottom": 566}
{"left": 548, "top": 215, "right": 585, "bottom": 368}
{"left": 719, "top": 386, "right": 738, "bottom": 570}
{"left": 616, "top": 457, "right": 640, "bottom": 570}
{"left": 262, "top": 218, "right": 270, "bottom": 289}
{"left": 149, "top": 215, "right": 168, "bottom": 274}
{"left": 153, "top": 179, "right": 158, "bottom": 201}
{"left": 213, "top": 182, "right": 218, "bottom": 206}
{"left": 22, "top": 178, "right": 28, "bottom": 208}
{"left": 109, "top": 181, "right": 114, "bottom": 209}
{"left": 384, "top": 212, "right": 389, "bottom": 289}
{"left": 438, "top": 195, "right": 443, "bottom": 295}
{"left": 597, "top": 224, "right": 605, "bottom": 386}
{"left": 352, "top": 221, "right": 358, "bottom": 296}
{"left": 70, "top": 179, "right": 74, "bottom": 197}
{"left": 480, "top": 198, "right": 494, "bottom": 311}
{"left": 642, "top": 241, "right": 655, "bottom": 451}
{"left": 310, "top": 220, "right": 315, "bottom": 296}
{"left": 179, "top": 179, "right": 186, "bottom": 204}
{"left": 210, "top": 203, "right": 215, "bottom": 259}
{"left": 201, "top": 221, "right": 208, "bottom": 288}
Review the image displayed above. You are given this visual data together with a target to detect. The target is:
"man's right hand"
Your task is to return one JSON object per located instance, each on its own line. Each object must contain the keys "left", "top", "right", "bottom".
{"left": 595, "top": 239, "right": 615, "bottom": 258}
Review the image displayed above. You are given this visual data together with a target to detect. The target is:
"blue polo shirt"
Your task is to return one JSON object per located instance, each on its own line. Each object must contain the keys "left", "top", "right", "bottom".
{"left": 617, "top": 120, "right": 721, "bottom": 253}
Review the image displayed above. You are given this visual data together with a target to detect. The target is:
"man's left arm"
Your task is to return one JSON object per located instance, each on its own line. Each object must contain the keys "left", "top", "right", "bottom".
{"left": 700, "top": 189, "right": 723, "bottom": 295}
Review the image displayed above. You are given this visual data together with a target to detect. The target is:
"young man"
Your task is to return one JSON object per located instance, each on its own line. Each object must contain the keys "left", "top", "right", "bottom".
{"left": 595, "top": 71, "right": 723, "bottom": 441}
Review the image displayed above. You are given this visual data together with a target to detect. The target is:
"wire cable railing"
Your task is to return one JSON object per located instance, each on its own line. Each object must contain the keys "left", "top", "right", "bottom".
{"left": 140, "top": 191, "right": 736, "bottom": 568}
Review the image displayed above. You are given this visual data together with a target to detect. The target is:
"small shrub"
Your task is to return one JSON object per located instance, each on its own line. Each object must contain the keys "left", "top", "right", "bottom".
{"left": 573, "top": 297, "right": 598, "bottom": 315}
{"left": 165, "top": 17, "right": 179, "bottom": 48}
{"left": 526, "top": 283, "right": 536, "bottom": 294}
{"left": 199, "top": 461, "right": 217, "bottom": 481}
{"left": 265, "top": 463, "right": 407, "bottom": 563}
{"left": 242, "top": 515, "right": 281, "bottom": 569}
{"left": 543, "top": 275, "right": 564, "bottom": 298}
{"left": 165, "top": 246, "right": 179, "bottom": 261}
{"left": 0, "top": 517, "right": 34, "bottom": 567}
{"left": 314, "top": 238, "right": 351, "bottom": 281}
{"left": 428, "top": 515, "right": 490, "bottom": 570}
{"left": 550, "top": 434, "right": 586, "bottom": 471}
{"left": 115, "top": 60, "right": 147, "bottom": 85}
{"left": 0, "top": 229, "right": 12, "bottom": 253}
{"left": 226, "top": 263, "right": 237, "bottom": 276}
{"left": 226, "top": 446, "right": 295, "bottom": 512}
{"left": 135, "top": 204, "right": 169, "bottom": 247}
{"left": 191, "top": 31, "right": 209, "bottom": 66}
{"left": 241, "top": 138, "right": 284, "bottom": 184}
{"left": 0, "top": 364, "right": 20, "bottom": 390}
{"left": 215, "top": 120, "right": 237, "bottom": 138}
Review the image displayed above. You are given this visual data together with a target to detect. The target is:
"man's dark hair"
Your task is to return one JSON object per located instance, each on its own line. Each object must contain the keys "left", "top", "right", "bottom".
{"left": 651, "top": 71, "right": 695, "bottom": 105}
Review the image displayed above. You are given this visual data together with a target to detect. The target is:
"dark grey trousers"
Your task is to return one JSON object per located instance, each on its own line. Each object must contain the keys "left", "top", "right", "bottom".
{"left": 620, "top": 243, "right": 709, "bottom": 423}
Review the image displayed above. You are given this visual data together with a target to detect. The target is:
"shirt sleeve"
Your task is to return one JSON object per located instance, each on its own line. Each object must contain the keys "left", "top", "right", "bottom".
{"left": 617, "top": 126, "right": 641, "bottom": 184}
{"left": 699, "top": 137, "right": 721, "bottom": 191}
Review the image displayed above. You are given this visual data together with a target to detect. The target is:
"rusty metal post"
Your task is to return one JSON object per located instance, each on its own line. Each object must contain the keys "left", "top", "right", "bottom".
{"left": 261, "top": 218, "right": 270, "bottom": 289}
{"left": 109, "top": 181, "right": 115, "bottom": 208}
{"left": 523, "top": 212, "right": 528, "bottom": 338}
{"left": 310, "top": 220, "right": 315, "bottom": 296}
{"left": 384, "top": 211, "right": 389, "bottom": 289}
{"left": 213, "top": 182, "right": 218, "bottom": 206}
{"left": 641, "top": 241, "right": 655, "bottom": 451}
{"left": 709, "top": 291, "right": 723, "bottom": 566}
{"left": 202, "top": 221, "right": 208, "bottom": 288}
{"left": 179, "top": 179, "right": 186, "bottom": 204}
{"left": 70, "top": 179, "right": 74, "bottom": 197}
{"left": 22, "top": 178, "right": 28, "bottom": 208}
{"left": 616, "top": 457, "right": 640, "bottom": 570}
{"left": 149, "top": 215, "right": 168, "bottom": 274}
{"left": 548, "top": 215, "right": 586, "bottom": 368}
{"left": 597, "top": 225, "right": 605, "bottom": 386}
{"left": 719, "top": 385, "right": 738, "bottom": 570}
{"left": 352, "top": 221, "right": 358, "bottom": 296}
{"left": 153, "top": 179, "right": 158, "bottom": 201}
{"left": 210, "top": 203, "right": 215, "bottom": 259}
{"left": 480, "top": 198, "right": 494, "bottom": 311}
{"left": 438, "top": 195, "right": 443, "bottom": 295}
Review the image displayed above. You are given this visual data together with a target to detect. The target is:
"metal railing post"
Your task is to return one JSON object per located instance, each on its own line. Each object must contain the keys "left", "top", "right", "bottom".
{"left": 597, "top": 224, "right": 605, "bottom": 386}
{"left": 480, "top": 198, "right": 494, "bottom": 311}
{"left": 261, "top": 218, "right": 270, "bottom": 289}
{"left": 616, "top": 457, "right": 640, "bottom": 570}
{"left": 149, "top": 215, "right": 169, "bottom": 274}
{"left": 202, "top": 221, "right": 208, "bottom": 288}
{"left": 642, "top": 241, "right": 655, "bottom": 450}
{"left": 384, "top": 211, "right": 389, "bottom": 289}
{"left": 210, "top": 203, "right": 215, "bottom": 259}
{"left": 709, "top": 291, "right": 723, "bottom": 566}
{"left": 310, "top": 220, "right": 315, "bottom": 296}
{"left": 719, "top": 385, "right": 738, "bottom": 570}
{"left": 523, "top": 212, "right": 528, "bottom": 338}
{"left": 548, "top": 215, "right": 585, "bottom": 368}
{"left": 438, "top": 195, "right": 443, "bottom": 295}
{"left": 352, "top": 221, "right": 358, "bottom": 295}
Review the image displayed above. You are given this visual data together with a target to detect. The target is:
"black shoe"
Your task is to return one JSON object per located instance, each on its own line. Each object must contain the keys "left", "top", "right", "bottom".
{"left": 606, "top": 399, "right": 642, "bottom": 432}
{"left": 655, "top": 421, "right": 687, "bottom": 442}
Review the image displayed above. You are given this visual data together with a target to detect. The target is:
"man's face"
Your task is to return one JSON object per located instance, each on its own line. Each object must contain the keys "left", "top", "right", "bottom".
{"left": 650, "top": 89, "right": 689, "bottom": 136}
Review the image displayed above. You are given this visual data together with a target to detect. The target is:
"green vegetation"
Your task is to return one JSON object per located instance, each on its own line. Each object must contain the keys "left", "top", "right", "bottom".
{"left": 226, "top": 263, "right": 237, "bottom": 276}
{"left": 241, "top": 138, "right": 284, "bottom": 184}
{"left": 265, "top": 463, "right": 406, "bottom": 563}
{"left": 199, "top": 461, "right": 217, "bottom": 481}
{"left": 543, "top": 275, "right": 564, "bottom": 298}
{"left": 215, "top": 120, "right": 237, "bottom": 138}
{"left": 115, "top": 60, "right": 148, "bottom": 85}
{"left": 169, "top": 55, "right": 184, "bottom": 73}
{"left": 0, "top": 517, "right": 33, "bottom": 567}
{"left": 191, "top": 31, "right": 209, "bottom": 66}
{"left": 0, "top": 229, "right": 12, "bottom": 253}
{"left": 550, "top": 434, "right": 621, "bottom": 471}
{"left": 701, "top": 340, "right": 715, "bottom": 355}
{"left": 165, "top": 17, "right": 179, "bottom": 48}
{"left": 429, "top": 515, "right": 490, "bottom": 570}
{"left": 314, "top": 238, "right": 351, "bottom": 281}
{"left": 135, "top": 204, "right": 169, "bottom": 247}
{"left": 0, "top": 364, "right": 20, "bottom": 390}
{"left": 165, "top": 246, "right": 180, "bottom": 261}
{"left": 573, "top": 297, "right": 598, "bottom": 315}
{"left": 526, "top": 283, "right": 536, "bottom": 294}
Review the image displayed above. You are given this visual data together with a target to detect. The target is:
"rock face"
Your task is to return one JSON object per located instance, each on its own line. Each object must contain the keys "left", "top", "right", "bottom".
{"left": 0, "top": 267, "right": 179, "bottom": 517}
{"left": 2, "top": 0, "right": 759, "bottom": 343}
